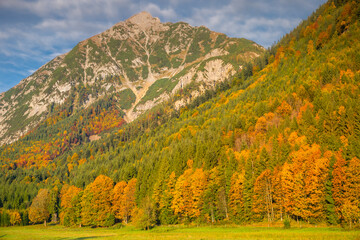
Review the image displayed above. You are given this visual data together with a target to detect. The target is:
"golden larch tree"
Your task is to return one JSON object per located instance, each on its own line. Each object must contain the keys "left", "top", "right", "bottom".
{"left": 29, "top": 189, "right": 51, "bottom": 226}
{"left": 111, "top": 181, "right": 127, "bottom": 221}
{"left": 81, "top": 175, "right": 114, "bottom": 227}
{"left": 229, "top": 170, "right": 245, "bottom": 221}
{"left": 59, "top": 184, "right": 82, "bottom": 225}
{"left": 122, "top": 178, "right": 137, "bottom": 224}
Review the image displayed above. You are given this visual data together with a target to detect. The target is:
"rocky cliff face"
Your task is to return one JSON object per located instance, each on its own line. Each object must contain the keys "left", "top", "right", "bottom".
{"left": 0, "top": 11, "right": 264, "bottom": 145}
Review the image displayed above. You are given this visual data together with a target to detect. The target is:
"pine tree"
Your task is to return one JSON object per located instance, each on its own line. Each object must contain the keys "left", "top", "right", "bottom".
{"left": 158, "top": 171, "right": 177, "bottom": 224}
{"left": 325, "top": 155, "right": 337, "bottom": 224}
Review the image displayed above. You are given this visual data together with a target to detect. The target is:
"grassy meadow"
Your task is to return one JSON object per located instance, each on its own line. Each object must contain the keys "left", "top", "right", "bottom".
{"left": 0, "top": 225, "right": 359, "bottom": 240}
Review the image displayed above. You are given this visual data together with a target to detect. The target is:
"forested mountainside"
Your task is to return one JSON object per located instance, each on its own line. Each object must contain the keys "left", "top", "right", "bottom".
{"left": 0, "top": 11, "right": 263, "bottom": 145}
{"left": 1, "top": 0, "right": 360, "bottom": 229}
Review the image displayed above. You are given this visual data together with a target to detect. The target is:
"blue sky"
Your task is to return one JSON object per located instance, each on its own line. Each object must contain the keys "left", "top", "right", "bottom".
{"left": 0, "top": 0, "right": 326, "bottom": 93}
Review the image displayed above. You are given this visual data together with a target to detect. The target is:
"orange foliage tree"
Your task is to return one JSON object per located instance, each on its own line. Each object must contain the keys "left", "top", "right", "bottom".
{"left": 229, "top": 171, "right": 245, "bottom": 222}
{"left": 253, "top": 169, "right": 274, "bottom": 222}
{"left": 59, "top": 184, "right": 82, "bottom": 225}
{"left": 282, "top": 144, "right": 329, "bottom": 222}
{"left": 122, "top": 178, "right": 137, "bottom": 224}
{"left": 172, "top": 161, "right": 207, "bottom": 222}
{"left": 276, "top": 101, "right": 292, "bottom": 117}
{"left": 111, "top": 181, "right": 127, "bottom": 222}
{"left": 81, "top": 175, "right": 114, "bottom": 227}
{"left": 10, "top": 211, "right": 21, "bottom": 226}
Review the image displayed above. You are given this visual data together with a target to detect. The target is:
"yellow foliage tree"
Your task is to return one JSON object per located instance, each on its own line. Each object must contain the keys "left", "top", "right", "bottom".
{"left": 122, "top": 178, "right": 137, "bottom": 224}
{"left": 172, "top": 166, "right": 207, "bottom": 221}
{"left": 29, "top": 189, "right": 51, "bottom": 226}
{"left": 10, "top": 211, "right": 21, "bottom": 225}
{"left": 81, "top": 175, "right": 114, "bottom": 227}
{"left": 229, "top": 171, "right": 245, "bottom": 221}
{"left": 59, "top": 184, "right": 82, "bottom": 225}
{"left": 276, "top": 101, "right": 292, "bottom": 117}
{"left": 111, "top": 181, "right": 127, "bottom": 221}
{"left": 253, "top": 169, "right": 274, "bottom": 222}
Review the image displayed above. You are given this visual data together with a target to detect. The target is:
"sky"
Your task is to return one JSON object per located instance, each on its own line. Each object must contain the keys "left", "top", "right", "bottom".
{"left": 0, "top": 0, "right": 327, "bottom": 93}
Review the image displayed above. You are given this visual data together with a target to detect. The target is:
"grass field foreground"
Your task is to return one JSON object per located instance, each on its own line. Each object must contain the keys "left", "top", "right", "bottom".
{"left": 1, "top": 225, "right": 360, "bottom": 240}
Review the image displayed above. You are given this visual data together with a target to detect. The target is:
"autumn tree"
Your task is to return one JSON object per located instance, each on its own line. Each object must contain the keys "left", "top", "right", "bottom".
{"left": 255, "top": 116, "right": 267, "bottom": 134}
{"left": 172, "top": 168, "right": 193, "bottom": 221}
{"left": 332, "top": 153, "right": 347, "bottom": 220}
{"left": 253, "top": 169, "right": 274, "bottom": 222}
{"left": 59, "top": 184, "right": 82, "bottom": 226}
{"left": 282, "top": 144, "right": 329, "bottom": 222}
{"left": 122, "top": 178, "right": 137, "bottom": 224}
{"left": 81, "top": 175, "right": 114, "bottom": 227}
{"left": 341, "top": 200, "right": 360, "bottom": 229}
{"left": 281, "top": 162, "right": 300, "bottom": 220}
{"left": 276, "top": 101, "right": 292, "bottom": 117}
{"left": 229, "top": 171, "right": 245, "bottom": 222}
{"left": 172, "top": 161, "right": 207, "bottom": 222}
{"left": 336, "top": 157, "right": 360, "bottom": 226}
{"left": 10, "top": 211, "right": 21, "bottom": 226}
{"left": 189, "top": 168, "right": 207, "bottom": 219}
{"left": 344, "top": 157, "right": 360, "bottom": 207}
{"left": 272, "top": 166, "right": 284, "bottom": 221}
{"left": 131, "top": 197, "right": 156, "bottom": 230}
{"left": 29, "top": 189, "right": 51, "bottom": 226}
{"left": 112, "top": 181, "right": 127, "bottom": 222}
{"left": 307, "top": 40, "right": 314, "bottom": 55}
{"left": 69, "top": 191, "right": 83, "bottom": 227}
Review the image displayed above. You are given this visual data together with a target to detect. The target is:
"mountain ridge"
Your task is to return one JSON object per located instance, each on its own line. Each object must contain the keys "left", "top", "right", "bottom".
{"left": 0, "top": 11, "right": 263, "bottom": 145}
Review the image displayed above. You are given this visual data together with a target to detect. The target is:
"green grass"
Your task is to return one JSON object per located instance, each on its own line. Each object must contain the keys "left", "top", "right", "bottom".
{"left": 1, "top": 225, "right": 359, "bottom": 240}
{"left": 138, "top": 78, "right": 178, "bottom": 106}
{"left": 117, "top": 89, "right": 136, "bottom": 110}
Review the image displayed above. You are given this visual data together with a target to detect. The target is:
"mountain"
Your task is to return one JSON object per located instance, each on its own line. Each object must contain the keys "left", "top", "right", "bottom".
{"left": 2, "top": 0, "right": 360, "bottom": 229}
{"left": 0, "top": 11, "right": 264, "bottom": 145}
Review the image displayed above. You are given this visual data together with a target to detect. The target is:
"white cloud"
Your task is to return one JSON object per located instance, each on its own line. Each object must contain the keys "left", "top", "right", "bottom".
{"left": 0, "top": 32, "right": 9, "bottom": 40}
{"left": 143, "top": 3, "right": 177, "bottom": 20}
{"left": 27, "top": 69, "right": 36, "bottom": 74}
{"left": 180, "top": 0, "right": 324, "bottom": 47}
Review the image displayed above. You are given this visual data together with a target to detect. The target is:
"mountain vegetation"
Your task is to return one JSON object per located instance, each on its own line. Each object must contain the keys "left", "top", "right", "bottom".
{"left": 0, "top": 11, "right": 263, "bottom": 145}
{"left": 1, "top": 0, "right": 360, "bottom": 230}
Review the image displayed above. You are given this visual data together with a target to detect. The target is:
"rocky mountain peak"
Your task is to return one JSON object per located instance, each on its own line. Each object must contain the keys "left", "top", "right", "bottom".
{"left": 0, "top": 11, "right": 264, "bottom": 145}
{"left": 126, "top": 11, "right": 160, "bottom": 29}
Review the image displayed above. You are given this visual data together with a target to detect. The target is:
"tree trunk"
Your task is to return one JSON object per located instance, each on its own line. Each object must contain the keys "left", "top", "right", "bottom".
{"left": 224, "top": 205, "right": 229, "bottom": 220}
{"left": 44, "top": 220, "right": 47, "bottom": 227}
{"left": 211, "top": 206, "right": 214, "bottom": 224}
{"left": 52, "top": 213, "right": 58, "bottom": 223}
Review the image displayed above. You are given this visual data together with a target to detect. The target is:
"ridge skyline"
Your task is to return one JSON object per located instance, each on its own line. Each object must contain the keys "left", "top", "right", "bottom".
{"left": 0, "top": 0, "right": 327, "bottom": 93}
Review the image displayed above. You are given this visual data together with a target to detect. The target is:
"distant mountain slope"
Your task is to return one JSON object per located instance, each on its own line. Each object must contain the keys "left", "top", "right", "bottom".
{"left": 0, "top": 11, "right": 263, "bottom": 145}
{"left": 2, "top": 0, "right": 359, "bottom": 228}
